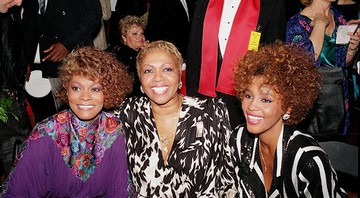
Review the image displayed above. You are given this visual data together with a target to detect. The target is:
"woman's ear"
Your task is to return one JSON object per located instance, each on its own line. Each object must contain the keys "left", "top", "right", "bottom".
{"left": 122, "top": 35, "right": 127, "bottom": 44}
{"left": 286, "top": 107, "right": 292, "bottom": 114}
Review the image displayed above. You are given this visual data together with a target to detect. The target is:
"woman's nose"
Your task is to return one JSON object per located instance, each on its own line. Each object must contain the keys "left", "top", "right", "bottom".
{"left": 248, "top": 98, "right": 259, "bottom": 110}
{"left": 80, "top": 91, "right": 91, "bottom": 101}
{"left": 153, "top": 71, "right": 164, "bottom": 81}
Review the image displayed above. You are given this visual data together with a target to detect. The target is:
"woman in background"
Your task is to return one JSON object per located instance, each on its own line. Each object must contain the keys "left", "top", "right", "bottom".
{"left": 114, "top": 15, "right": 147, "bottom": 96}
{"left": 1, "top": 47, "right": 133, "bottom": 197}
{"left": 231, "top": 43, "right": 348, "bottom": 197}
{"left": 117, "top": 41, "right": 237, "bottom": 197}
{"left": 286, "top": 0, "right": 360, "bottom": 137}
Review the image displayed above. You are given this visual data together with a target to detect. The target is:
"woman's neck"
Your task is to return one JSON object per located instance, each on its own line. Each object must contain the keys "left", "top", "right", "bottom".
{"left": 309, "top": 2, "right": 331, "bottom": 16}
{"left": 151, "top": 94, "right": 183, "bottom": 118}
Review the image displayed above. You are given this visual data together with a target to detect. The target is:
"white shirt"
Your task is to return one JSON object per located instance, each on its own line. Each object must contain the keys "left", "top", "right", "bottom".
{"left": 179, "top": 0, "right": 190, "bottom": 21}
{"left": 110, "top": 0, "right": 117, "bottom": 12}
{"left": 35, "top": 0, "right": 48, "bottom": 64}
{"left": 218, "top": 0, "right": 241, "bottom": 57}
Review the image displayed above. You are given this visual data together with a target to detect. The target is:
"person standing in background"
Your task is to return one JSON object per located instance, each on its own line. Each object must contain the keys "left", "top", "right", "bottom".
{"left": 145, "top": 0, "right": 196, "bottom": 58}
{"left": 93, "top": 0, "right": 111, "bottom": 51}
{"left": 113, "top": 15, "right": 147, "bottom": 96}
{"left": 0, "top": 0, "right": 30, "bottom": 182}
{"left": 333, "top": 0, "right": 360, "bottom": 107}
{"left": 186, "top": 0, "right": 286, "bottom": 129}
{"left": 286, "top": 0, "right": 360, "bottom": 138}
{"left": 21, "top": 0, "right": 102, "bottom": 123}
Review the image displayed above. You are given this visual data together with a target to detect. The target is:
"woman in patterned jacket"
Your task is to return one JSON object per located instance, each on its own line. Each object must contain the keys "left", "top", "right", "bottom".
{"left": 117, "top": 40, "right": 237, "bottom": 197}
{"left": 231, "top": 43, "right": 348, "bottom": 197}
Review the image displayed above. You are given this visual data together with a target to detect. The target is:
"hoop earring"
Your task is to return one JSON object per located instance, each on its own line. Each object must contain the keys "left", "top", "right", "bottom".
{"left": 282, "top": 113, "right": 290, "bottom": 120}
{"left": 140, "top": 86, "right": 144, "bottom": 93}
{"left": 179, "top": 81, "right": 183, "bottom": 89}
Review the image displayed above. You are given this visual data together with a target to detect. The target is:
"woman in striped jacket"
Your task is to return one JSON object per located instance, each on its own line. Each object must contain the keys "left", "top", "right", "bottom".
{"left": 231, "top": 43, "right": 348, "bottom": 197}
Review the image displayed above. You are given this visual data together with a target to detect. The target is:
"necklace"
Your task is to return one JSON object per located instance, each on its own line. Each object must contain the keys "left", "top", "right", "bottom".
{"left": 156, "top": 96, "right": 182, "bottom": 154}
{"left": 259, "top": 140, "right": 268, "bottom": 173}
{"left": 159, "top": 133, "right": 175, "bottom": 154}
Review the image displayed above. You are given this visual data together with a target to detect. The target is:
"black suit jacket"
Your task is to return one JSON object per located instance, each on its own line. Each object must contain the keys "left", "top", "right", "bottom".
{"left": 21, "top": 0, "right": 102, "bottom": 78}
{"left": 146, "top": 0, "right": 196, "bottom": 57}
{"left": 186, "top": 0, "right": 286, "bottom": 96}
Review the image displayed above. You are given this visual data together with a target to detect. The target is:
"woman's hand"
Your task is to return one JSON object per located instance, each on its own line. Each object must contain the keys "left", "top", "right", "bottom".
{"left": 346, "top": 19, "right": 360, "bottom": 64}
{"left": 310, "top": 13, "right": 330, "bottom": 28}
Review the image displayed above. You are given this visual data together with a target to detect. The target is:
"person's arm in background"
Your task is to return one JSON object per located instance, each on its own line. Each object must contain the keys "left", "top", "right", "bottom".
{"left": 43, "top": 0, "right": 102, "bottom": 62}
{"left": 286, "top": 14, "right": 326, "bottom": 63}
{"left": 308, "top": 13, "right": 329, "bottom": 61}
{"left": 0, "top": 0, "right": 21, "bottom": 13}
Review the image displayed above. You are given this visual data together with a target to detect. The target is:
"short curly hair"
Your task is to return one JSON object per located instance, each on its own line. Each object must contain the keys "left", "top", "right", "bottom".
{"left": 118, "top": 15, "right": 146, "bottom": 43}
{"left": 234, "top": 43, "right": 322, "bottom": 125}
{"left": 57, "top": 47, "right": 133, "bottom": 109}
{"left": 136, "top": 40, "right": 183, "bottom": 76}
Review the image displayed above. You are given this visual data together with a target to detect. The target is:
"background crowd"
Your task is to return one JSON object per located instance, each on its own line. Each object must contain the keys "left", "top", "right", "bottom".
{"left": 0, "top": 0, "right": 359, "bottom": 197}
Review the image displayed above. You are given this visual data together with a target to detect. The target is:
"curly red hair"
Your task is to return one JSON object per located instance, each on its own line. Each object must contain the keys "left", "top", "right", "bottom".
{"left": 234, "top": 43, "right": 322, "bottom": 125}
{"left": 57, "top": 47, "right": 133, "bottom": 109}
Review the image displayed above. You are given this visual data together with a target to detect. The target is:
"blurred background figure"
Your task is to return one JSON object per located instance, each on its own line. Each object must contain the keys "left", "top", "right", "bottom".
{"left": 186, "top": 0, "right": 286, "bottom": 129}
{"left": 145, "top": 0, "right": 196, "bottom": 58}
{"left": 113, "top": 15, "right": 147, "bottom": 96}
{"left": 107, "top": 0, "right": 147, "bottom": 51}
{"left": 286, "top": 0, "right": 360, "bottom": 139}
{"left": 1, "top": 47, "right": 133, "bottom": 197}
{"left": 333, "top": 0, "right": 360, "bottom": 109}
{"left": 21, "top": 0, "right": 102, "bottom": 123}
{"left": 231, "top": 43, "right": 347, "bottom": 197}
{"left": 93, "top": 0, "right": 111, "bottom": 51}
{"left": 0, "top": 0, "right": 30, "bottom": 184}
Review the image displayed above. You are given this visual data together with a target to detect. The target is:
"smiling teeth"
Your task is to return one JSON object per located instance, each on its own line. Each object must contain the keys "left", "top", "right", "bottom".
{"left": 152, "top": 87, "right": 167, "bottom": 94}
{"left": 248, "top": 115, "right": 263, "bottom": 120}
{"left": 78, "top": 105, "right": 94, "bottom": 110}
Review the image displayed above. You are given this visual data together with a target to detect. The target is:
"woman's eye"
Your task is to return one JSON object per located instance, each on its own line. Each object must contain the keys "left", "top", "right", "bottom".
{"left": 144, "top": 69, "right": 152, "bottom": 74}
{"left": 71, "top": 87, "right": 80, "bottom": 91}
{"left": 262, "top": 98, "right": 272, "bottom": 103}
{"left": 92, "top": 87, "right": 101, "bottom": 92}
{"left": 164, "top": 68, "right": 173, "bottom": 72}
{"left": 244, "top": 94, "right": 252, "bottom": 99}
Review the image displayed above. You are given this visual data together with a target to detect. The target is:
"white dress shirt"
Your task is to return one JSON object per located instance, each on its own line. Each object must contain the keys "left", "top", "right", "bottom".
{"left": 218, "top": 0, "right": 241, "bottom": 57}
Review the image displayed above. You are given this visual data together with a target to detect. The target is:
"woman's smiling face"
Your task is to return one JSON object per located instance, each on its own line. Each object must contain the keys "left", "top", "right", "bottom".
{"left": 67, "top": 75, "right": 104, "bottom": 122}
{"left": 139, "top": 49, "right": 181, "bottom": 107}
{"left": 241, "top": 76, "right": 285, "bottom": 136}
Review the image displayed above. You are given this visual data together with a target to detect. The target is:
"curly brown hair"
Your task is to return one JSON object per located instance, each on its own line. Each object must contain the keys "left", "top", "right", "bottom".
{"left": 136, "top": 40, "right": 183, "bottom": 76}
{"left": 234, "top": 43, "right": 322, "bottom": 125}
{"left": 57, "top": 47, "right": 133, "bottom": 109}
{"left": 118, "top": 15, "right": 146, "bottom": 43}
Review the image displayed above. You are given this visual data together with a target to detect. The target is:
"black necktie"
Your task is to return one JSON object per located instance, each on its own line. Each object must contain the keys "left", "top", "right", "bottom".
{"left": 39, "top": 0, "right": 45, "bottom": 15}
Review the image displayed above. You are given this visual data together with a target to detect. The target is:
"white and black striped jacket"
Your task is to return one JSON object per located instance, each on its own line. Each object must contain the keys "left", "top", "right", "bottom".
{"left": 231, "top": 125, "right": 348, "bottom": 198}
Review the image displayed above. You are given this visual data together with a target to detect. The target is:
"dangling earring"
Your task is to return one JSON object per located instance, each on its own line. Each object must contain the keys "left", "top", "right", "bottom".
{"left": 178, "top": 81, "right": 183, "bottom": 89}
{"left": 282, "top": 113, "right": 290, "bottom": 120}
{"left": 140, "top": 86, "right": 144, "bottom": 93}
